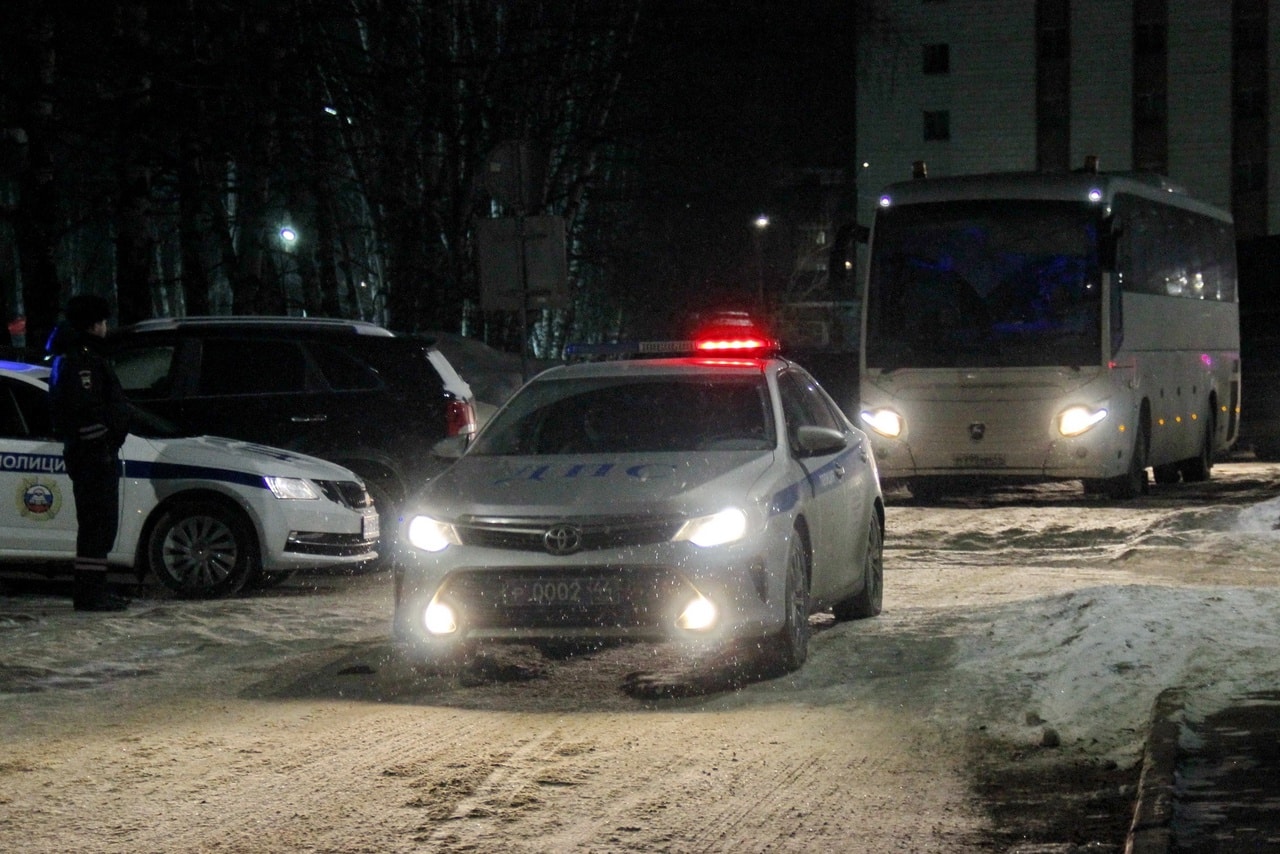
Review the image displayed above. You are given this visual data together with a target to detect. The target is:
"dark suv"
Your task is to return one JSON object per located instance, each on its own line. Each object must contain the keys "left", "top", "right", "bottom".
{"left": 103, "top": 317, "right": 476, "bottom": 516}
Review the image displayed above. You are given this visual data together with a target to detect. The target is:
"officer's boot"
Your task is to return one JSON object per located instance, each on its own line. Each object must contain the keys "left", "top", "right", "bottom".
{"left": 73, "top": 568, "right": 129, "bottom": 612}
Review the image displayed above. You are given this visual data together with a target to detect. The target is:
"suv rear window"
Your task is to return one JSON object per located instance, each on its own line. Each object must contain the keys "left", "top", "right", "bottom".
{"left": 197, "top": 339, "right": 307, "bottom": 395}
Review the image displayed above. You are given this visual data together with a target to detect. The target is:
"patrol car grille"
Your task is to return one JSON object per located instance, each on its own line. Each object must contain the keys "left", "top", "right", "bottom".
{"left": 441, "top": 566, "right": 688, "bottom": 630}
{"left": 315, "top": 480, "right": 374, "bottom": 510}
{"left": 454, "top": 515, "right": 683, "bottom": 554}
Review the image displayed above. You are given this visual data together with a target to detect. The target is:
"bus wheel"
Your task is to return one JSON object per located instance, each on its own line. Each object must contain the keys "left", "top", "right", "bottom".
{"left": 1179, "top": 414, "right": 1215, "bottom": 483}
{"left": 1105, "top": 423, "right": 1150, "bottom": 499}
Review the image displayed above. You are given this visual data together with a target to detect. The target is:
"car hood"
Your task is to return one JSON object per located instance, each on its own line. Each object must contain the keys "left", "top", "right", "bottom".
{"left": 127, "top": 435, "right": 362, "bottom": 482}
{"left": 415, "top": 451, "right": 777, "bottom": 519}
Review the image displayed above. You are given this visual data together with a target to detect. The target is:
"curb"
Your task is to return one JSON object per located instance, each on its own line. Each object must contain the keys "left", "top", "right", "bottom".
{"left": 1125, "top": 687, "right": 1184, "bottom": 854}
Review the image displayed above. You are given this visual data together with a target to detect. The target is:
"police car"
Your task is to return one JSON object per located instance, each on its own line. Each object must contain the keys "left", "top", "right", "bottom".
{"left": 0, "top": 360, "right": 379, "bottom": 598}
{"left": 392, "top": 324, "right": 885, "bottom": 673}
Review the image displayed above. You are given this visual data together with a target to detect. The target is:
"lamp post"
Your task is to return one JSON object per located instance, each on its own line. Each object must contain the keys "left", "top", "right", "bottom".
{"left": 753, "top": 214, "right": 769, "bottom": 309}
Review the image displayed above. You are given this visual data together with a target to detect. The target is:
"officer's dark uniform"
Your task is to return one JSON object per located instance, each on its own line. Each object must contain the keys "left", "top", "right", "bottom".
{"left": 47, "top": 295, "right": 131, "bottom": 612}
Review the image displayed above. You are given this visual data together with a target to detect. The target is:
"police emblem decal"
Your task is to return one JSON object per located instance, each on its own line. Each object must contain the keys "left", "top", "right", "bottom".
{"left": 17, "top": 478, "right": 62, "bottom": 520}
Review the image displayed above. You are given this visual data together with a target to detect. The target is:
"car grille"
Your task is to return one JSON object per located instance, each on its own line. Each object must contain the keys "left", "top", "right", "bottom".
{"left": 315, "top": 480, "right": 374, "bottom": 510}
{"left": 441, "top": 566, "right": 688, "bottom": 630}
{"left": 455, "top": 515, "right": 683, "bottom": 554}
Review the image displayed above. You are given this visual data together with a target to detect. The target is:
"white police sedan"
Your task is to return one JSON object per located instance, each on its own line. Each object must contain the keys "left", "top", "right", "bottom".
{"left": 0, "top": 361, "right": 379, "bottom": 598}
{"left": 392, "top": 331, "right": 884, "bottom": 673}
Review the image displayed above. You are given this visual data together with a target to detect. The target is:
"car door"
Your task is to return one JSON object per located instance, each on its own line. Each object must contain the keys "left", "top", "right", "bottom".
{"left": 0, "top": 376, "right": 79, "bottom": 556}
{"left": 776, "top": 368, "right": 866, "bottom": 600}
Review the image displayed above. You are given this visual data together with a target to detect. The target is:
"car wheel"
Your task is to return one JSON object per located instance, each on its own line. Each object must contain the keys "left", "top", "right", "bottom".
{"left": 834, "top": 516, "right": 884, "bottom": 620}
{"left": 1152, "top": 462, "right": 1181, "bottom": 485}
{"left": 146, "top": 502, "right": 257, "bottom": 598}
{"left": 1179, "top": 413, "right": 1214, "bottom": 483}
{"left": 766, "top": 530, "right": 811, "bottom": 673}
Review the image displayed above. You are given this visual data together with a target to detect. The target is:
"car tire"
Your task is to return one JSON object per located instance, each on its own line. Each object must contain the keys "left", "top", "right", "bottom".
{"left": 765, "top": 530, "right": 811, "bottom": 674}
{"left": 834, "top": 516, "right": 884, "bottom": 620}
{"left": 1104, "top": 418, "right": 1150, "bottom": 499}
{"left": 146, "top": 501, "right": 257, "bottom": 598}
{"left": 1179, "top": 413, "right": 1214, "bottom": 483}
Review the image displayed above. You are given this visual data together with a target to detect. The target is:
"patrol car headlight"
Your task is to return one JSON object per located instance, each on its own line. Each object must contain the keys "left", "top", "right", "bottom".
{"left": 676, "top": 595, "right": 718, "bottom": 631}
{"left": 1058, "top": 405, "right": 1108, "bottom": 437}
{"left": 407, "top": 515, "right": 461, "bottom": 552}
{"left": 860, "top": 408, "right": 903, "bottom": 438}
{"left": 673, "top": 508, "right": 748, "bottom": 548}
{"left": 265, "top": 476, "right": 321, "bottom": 500}
{"left": 424, "top": 600, "right": 458, "bottom": 635}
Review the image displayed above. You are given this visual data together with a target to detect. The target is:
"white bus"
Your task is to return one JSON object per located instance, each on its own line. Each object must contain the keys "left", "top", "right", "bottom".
{"left": 858, "top": 165, "right": 1240, "bottom": 499}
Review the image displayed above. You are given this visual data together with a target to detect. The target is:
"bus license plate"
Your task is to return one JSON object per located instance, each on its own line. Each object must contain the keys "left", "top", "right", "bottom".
{"left": 504, "top": 576, "right": 619, "bottom": 607}
{"left": 954, "top": 454, "right": 1006, "bottom": 468}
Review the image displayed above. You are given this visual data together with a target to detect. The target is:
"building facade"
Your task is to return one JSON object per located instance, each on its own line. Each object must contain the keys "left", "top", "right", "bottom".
{"left": 856, "top": 0, "right": 1276, "bottom": 239}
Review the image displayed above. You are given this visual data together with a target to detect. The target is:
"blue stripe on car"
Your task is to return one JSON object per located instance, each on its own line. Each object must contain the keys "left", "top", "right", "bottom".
{"left": 123, "top": 460, "right": 266, "bottom": 489}
{"left": 769, "top": 446, "right": 861, "bottom": 516}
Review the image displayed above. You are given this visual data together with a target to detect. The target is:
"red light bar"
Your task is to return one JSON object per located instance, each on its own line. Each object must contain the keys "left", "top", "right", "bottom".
{"left": 694, "top": 337, "right": 776, "bottom": 352}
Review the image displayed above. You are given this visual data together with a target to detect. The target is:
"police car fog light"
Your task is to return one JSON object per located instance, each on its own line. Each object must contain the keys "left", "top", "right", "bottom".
{"left": 265, "top": 476, "right": 321, "bottom": 500}
{"left": 860, "top": 408, "right": 903, "bottom": 439}
{"left": 424, "top": 600, "right": 458, "bottom": 635}
{"left": 407, "top": 515, "right": 460, "bottom": 552}
{"left": 1058, "top": 405, "right": 1107, "bottom": 437}
{"left": 674, "top": 508, "right": 748, "bottom": 547}
{"left": 676, "top": 595, "right": 717, "bottom": 631}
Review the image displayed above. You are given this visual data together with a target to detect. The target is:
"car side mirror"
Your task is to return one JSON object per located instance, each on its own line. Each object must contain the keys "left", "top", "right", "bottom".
{"left": 795, "top": 425, "right": 848, "bottom": 457}
{"left": 431, "top": 434, "right": 470, "bottom": 459}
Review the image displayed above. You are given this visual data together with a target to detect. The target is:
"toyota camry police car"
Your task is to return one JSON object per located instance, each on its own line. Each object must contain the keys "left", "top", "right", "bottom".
{"left": 392, "top": 328, "right": 885, "bottom": 673}
{"left": 0, "top": 361, "right": 379, "bottom": 598}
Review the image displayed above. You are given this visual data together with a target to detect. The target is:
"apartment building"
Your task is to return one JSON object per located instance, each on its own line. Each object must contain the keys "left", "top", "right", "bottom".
{"left": 855, "top": 0, "right": 1276, "bottom": 240}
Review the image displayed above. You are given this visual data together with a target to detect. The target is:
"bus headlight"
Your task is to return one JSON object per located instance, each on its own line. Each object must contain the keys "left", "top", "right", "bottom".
{"left": 1058, "top": 405, "right": 1108, "bottom": 437}
{"left": 407, "top": 515, "right": 461, "bottom": 552}
{"left": 860, "top": 408, "right": 903, "bottom": 438}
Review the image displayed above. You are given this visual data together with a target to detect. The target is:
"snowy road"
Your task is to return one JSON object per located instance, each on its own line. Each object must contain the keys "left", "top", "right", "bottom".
{"left": 3, "top": 462, "right": 1280, "bottom": 852}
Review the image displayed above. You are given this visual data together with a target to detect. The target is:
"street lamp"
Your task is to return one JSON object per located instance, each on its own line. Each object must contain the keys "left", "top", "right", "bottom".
{"left": 753, "top": 215, "right": 770, "bottom": 308}
{"left": 279, "top": 226, "right": 298, "bottom": 246}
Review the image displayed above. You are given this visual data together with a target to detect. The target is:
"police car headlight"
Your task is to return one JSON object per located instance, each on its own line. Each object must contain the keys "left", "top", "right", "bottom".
{"left": 265, "top": 476, "right": 321, "bottom": 500}
{"left": 407, "top": 515, "right": 461, "bottom": 552}
{"left": 860, "top": 408, "right": 903, "bottom": 438}
{"left": 1058, "top": 405, "right": 1108, "bottom": 437}
{"left": 673, "top": 508, "right": 748, "bottom": 548}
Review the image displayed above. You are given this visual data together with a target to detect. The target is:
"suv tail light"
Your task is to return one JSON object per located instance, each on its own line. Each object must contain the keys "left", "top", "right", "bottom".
{"left": 446, "top": 398, "right": 477, "bottom": 437}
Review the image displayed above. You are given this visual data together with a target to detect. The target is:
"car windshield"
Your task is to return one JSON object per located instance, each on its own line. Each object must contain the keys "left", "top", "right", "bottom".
{"left": 865, "top": 199, "right": 1104, "bottom": 369}
{"left": 470, "top": 374, "right": 776, "bottom": 455}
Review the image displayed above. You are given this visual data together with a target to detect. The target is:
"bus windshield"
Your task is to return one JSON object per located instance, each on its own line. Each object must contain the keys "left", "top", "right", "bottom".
{"left": 865, "top": 200, "right": 1104, "bottom": 369}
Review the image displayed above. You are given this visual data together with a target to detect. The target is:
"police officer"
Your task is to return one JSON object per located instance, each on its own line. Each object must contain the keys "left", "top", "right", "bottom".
{"left": 47, "top": 294, "right": 131, "bottom": 612}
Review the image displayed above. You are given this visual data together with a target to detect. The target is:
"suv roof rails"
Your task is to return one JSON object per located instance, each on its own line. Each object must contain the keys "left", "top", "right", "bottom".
{"left": 123, "top": 316, "right": 395, "bottom": 337}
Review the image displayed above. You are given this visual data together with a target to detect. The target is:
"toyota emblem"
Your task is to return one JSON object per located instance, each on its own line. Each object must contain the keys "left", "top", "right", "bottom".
{"left": 543, "top": 524, "right": 582, "bottom": 556}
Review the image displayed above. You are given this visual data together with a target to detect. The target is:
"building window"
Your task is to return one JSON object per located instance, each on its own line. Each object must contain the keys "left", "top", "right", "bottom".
{"left": 1235, "top": 15, "right": 1266, "bottom": 51}
{"left": 1135, "top": 22, "right": 1166, "bottom": 55}
{"left": 923, "top": 43, "right": 950, "bottom": 74}
{"left": 1135, "top": 91, "right": 1167, "bottom": 123}
{"left": 1234, "top": 160, "right": 1267, "bottom": 193}
{"left": 1038, "top": 26, "right": 1068, "bottom": 60}
{"left": 1235, "top": 87, "right": 1266, "bottom": 120}
{"left": 923, "top": 110, "right": 951, "bottom": 141}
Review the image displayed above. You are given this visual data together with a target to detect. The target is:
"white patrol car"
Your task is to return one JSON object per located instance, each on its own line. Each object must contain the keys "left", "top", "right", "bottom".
{"left": 0, "top": 360, "right": 379, "bottom": 598}
{"left": 392, "top": 326, "right": 885, "bottom": 673}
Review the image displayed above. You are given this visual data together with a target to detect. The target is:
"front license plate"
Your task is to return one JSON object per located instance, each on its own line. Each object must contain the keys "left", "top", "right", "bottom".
{"left": 503, "top": 576, "right": 621, "bottom": 607}
{"left": 362, "top": 511, "right": 380, "bottom": 540}
{"left": 953, "top": 454, "right": 1006, "bottom": 468}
